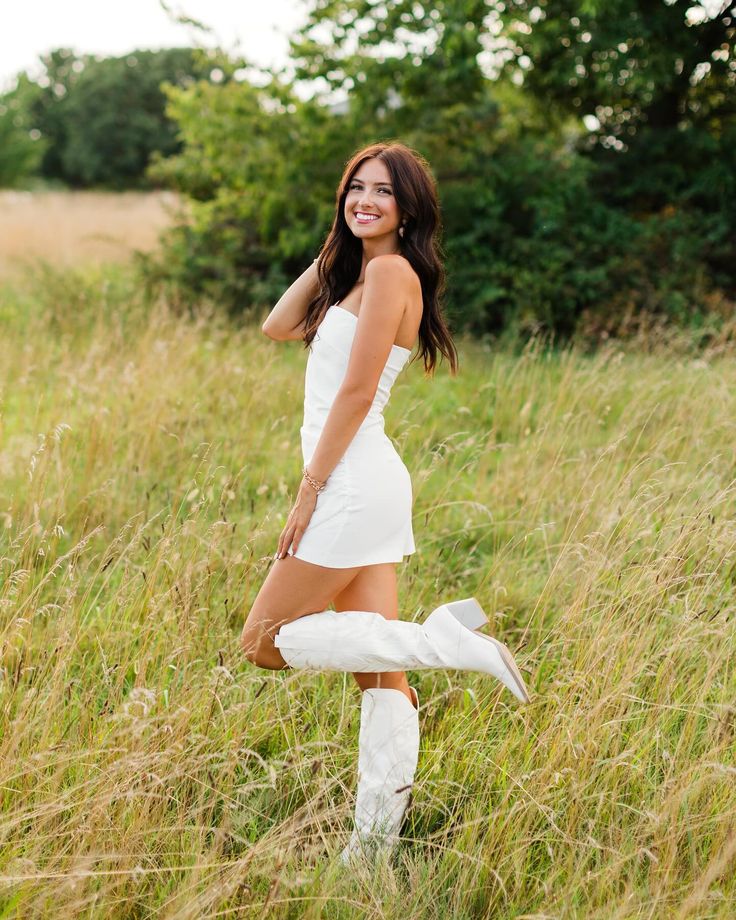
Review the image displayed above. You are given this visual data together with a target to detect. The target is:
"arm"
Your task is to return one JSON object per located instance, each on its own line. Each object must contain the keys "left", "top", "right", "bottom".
{"left": 262, "top": 258, "right": 320, "bottom": 341}
{"left": 305, "top": 255, "right": 410, "bottom": 483}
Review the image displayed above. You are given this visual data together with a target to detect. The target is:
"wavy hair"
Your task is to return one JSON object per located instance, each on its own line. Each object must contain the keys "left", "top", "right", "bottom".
{"left": 302, "top": 141, "right": 458, "bottom": 376}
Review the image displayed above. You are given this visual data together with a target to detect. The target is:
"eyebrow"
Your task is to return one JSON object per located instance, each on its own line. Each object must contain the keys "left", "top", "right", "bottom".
{"left": 351, "top": 178, "right": 393, "bottom": 187}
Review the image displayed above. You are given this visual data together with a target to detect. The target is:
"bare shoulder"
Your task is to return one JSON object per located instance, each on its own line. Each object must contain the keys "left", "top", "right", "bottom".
{"left": 366, "top": 253, "right": 421, "bottom": 300}
{"left": 367, "top": 252, "right": 415, "bottom": 280}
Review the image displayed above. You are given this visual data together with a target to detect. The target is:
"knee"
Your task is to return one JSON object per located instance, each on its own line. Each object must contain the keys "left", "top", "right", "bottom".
{"left": 240, "top": 619, "right": 284, "bottom": 670}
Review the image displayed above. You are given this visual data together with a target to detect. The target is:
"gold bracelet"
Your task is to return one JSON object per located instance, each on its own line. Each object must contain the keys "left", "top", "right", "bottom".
{"left": 302, "top": 465, "right": 327, "bottom": 493}
{"left": 303, "top": 468, "right": 326, "bottom": 493}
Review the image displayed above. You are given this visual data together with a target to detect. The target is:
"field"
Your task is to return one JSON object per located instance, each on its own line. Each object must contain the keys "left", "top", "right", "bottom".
{"left": 0, "top": 214, "right": 735, "bottom": 917}
{"left": 0, "top": 190, "right": 181, "bottom": 278}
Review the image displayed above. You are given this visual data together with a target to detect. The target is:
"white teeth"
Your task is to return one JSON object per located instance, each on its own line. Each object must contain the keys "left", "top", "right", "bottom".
{"left": 356, "top": 212, "right": 379, "bottom": 220}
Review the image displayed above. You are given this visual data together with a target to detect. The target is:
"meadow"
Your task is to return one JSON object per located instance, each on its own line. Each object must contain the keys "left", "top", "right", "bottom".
{"left": 0, "top": 190, "right": 182, "bottom": 278}
{"left": 0, "top": 238, "right": 735, "bottom": 917}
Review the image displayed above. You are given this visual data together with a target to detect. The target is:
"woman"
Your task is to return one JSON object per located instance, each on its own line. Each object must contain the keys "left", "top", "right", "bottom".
{"left": 241, "top": 141, "right": 531, "bottom": 863}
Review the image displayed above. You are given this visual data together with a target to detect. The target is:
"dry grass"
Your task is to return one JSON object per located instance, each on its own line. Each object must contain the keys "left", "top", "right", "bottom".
{"left": 0, "top": 190, "right": 184, "bottom": 278}
{"left": 0, "top": 263, "right": 734, "bottom": 917}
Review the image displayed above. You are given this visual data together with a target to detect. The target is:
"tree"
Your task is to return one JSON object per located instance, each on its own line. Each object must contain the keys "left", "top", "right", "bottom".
{"left": 59, "top": 48, "right": 211, "bottom": 187}
{"left": 495, "top": 0, "right": 735, "bottom": 145}
{"left": 0, "top": 47, "right": 216, "bottom": 188}
{"left": 493, "top": 0, "right": 736, "bottom": 289}
{"left": 146, "top": 1, "right": 735, "bottom": 335}
{"left": 0, "top": 73, "right": 46, "bottom": 187}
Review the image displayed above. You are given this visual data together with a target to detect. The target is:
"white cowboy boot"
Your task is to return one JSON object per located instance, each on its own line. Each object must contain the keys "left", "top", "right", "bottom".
{"left": 274, "top": 597, "right": 531, "bottom": 703}
{"left": 339, "top": 685, "right": 420, "bottom": 865}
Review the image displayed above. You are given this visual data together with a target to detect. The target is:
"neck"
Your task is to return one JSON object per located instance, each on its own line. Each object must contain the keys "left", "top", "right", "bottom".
{"left": 360, "top": 238, "right": 403, "bottom": 277}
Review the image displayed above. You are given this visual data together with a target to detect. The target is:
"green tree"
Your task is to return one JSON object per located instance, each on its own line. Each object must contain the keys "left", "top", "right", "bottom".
{"left": 0, "top": 46, "right": 215, "bottom": 188}
{"left": 143, "top": 57, "right": 352, "bottom": 312}
{"left": 27, "top": 48, "right": 86, "bottom": 182}
{"left": 493, "top": 0, "right": 736, "bottom": 309}
{"left": 147, "top": 1, "right": 735, "bottom": 336}
{"left": 496, "top": 0, "right": 735, "bottom": 145}
{"left": 0, "top": 73, "right": 46, "bottom": 187}
{"left": 59, "top": 48, "right": 211, "bottom": 188}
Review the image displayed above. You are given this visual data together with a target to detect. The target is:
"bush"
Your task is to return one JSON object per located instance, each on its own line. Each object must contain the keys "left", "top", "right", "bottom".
{"left": 140, "top": 38, "right": 735, "bottom": 341}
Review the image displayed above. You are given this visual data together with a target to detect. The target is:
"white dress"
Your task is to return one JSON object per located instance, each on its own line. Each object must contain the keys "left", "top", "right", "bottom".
{"left": 287, "top": 303, "right": 416, "bottom": 568}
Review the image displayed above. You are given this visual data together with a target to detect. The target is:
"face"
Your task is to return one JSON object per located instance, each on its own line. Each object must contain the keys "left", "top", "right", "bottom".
{"left": 344, "top": 157, "right": 402, "bottom": 242}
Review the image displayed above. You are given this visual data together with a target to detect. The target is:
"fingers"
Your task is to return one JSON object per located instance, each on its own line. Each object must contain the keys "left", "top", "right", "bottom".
{"left": 276, "top": 521, "right": 306, "bottom": 560}
{"left": 275, "top": 497, "right": 314, "bottom": 560}
{"left": 276, "top": 504, "right": 294, "bottom": 558}
{"left": 277, "top": 524, "right": 290, "bottom": 559}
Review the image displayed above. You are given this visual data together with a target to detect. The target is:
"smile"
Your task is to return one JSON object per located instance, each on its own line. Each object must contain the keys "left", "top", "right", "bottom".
{"left": 355, "top": 211, "right": 380, "bottom": 223}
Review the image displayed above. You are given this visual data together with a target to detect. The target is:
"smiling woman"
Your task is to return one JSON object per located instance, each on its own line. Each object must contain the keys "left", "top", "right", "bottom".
{"left": 240, "top": 140, "right": 531, "bottom": 864}
{"left": 346, "top": 161, "right": 402, "bottom": 236}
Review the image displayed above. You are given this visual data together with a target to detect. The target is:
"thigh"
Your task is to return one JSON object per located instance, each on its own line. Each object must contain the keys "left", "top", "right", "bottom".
{"left": 332, "top": 562, "right": 398, "bottom": 619}
{"left": 240, "top": 554, "right": 362, "bottom": 666}
{"left": 333, "top": 563, "right": 410, "bottom": 695}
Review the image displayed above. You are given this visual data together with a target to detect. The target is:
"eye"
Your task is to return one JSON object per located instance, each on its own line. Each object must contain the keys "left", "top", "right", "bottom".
{"left": 349, "top": 182, "right": 392, "bottom": 194}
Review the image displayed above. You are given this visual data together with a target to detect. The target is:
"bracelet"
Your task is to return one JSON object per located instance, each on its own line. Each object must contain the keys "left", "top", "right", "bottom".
{"left": 302, "top": 465, "right": 327, "bottom": 493}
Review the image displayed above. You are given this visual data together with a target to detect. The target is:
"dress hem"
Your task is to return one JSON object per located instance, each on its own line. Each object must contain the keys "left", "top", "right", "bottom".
{"left": 287, "top": 546, "right": 415, "bottom": 568}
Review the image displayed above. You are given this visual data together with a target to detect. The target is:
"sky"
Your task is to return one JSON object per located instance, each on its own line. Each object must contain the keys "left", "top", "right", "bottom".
{"left": 0, "top": 0, "right": 311, "bottom": 92}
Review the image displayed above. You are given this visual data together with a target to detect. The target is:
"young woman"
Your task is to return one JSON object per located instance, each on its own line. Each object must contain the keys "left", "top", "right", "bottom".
{"left": 241, "top": 141, "right": 531, "bottom": 863}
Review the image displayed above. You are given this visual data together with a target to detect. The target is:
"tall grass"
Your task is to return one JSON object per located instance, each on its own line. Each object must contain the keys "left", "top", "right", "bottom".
{"left": 0, "top": 263, "right": 734, "bottom": 918}
{"left": 0, "top": 191, "right": 181, "bottom": 279}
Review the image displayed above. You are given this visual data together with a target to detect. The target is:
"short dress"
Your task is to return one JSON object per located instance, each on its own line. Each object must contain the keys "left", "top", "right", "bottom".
{"left": 286, "top": 302, "right": 416, "bottom": 567}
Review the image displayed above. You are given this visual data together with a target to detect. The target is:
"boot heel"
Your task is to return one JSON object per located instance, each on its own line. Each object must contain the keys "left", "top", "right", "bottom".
{"left": 444, "top": 597, "right": 488, "bottom": 630}
{"left": 479, "top": 634, "right": 531, "bottom": 704}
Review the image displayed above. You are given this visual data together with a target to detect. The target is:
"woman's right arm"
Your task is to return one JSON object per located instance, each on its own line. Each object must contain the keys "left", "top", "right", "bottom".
{"left": 262, "top": 258, "right": 320, "bottom": 341}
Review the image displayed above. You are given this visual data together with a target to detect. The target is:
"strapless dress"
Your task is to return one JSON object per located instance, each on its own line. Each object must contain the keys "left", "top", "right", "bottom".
{"left": 287, "top": 303, "right": 416, "bottom": 567}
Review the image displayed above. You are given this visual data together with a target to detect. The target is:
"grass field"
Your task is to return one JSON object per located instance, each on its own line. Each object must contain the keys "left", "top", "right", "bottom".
{"left": 0, "top": 259, "right": 734, "bottom": 918}
{"left": 0, "top": 190, "right": 181, "bottom": 278}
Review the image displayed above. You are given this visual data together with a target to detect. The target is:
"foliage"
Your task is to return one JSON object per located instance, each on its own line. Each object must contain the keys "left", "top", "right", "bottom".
{"left": 144, "top": 0, "right": 735, "bottom": 337}
{"left": 498, "top": 0, "right": 735, "bottom": 144}
{"left": 3, "top": 1, "right": 733, "bottom": 337}
{"left": 141, "top": 65, "right": 353, "bottom": 316}
{"left": 490, "top": 0, "right": 736, "bottom": 332}
{"left": 0, "top": 74, "right": 46, "bottom": 187}
{"left": 0, "top": 47, "right": 215, "bottom": 189}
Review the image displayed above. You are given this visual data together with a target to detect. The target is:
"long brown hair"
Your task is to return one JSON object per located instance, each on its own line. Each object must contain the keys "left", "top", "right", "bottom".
{"left": 302, "top": 141, "right": 458, "bottom": 376}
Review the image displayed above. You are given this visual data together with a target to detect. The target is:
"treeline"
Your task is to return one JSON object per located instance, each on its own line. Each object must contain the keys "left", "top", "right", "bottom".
{"left": 3, "top": 1, "right": 735, "bottom": 340}
{"left": 0, "top": 46, "right": 214, "bottom": 189}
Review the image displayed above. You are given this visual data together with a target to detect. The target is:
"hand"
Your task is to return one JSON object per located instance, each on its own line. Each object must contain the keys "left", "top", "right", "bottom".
{"left": 275, "top": 479, "right": 319, "bottom": 559}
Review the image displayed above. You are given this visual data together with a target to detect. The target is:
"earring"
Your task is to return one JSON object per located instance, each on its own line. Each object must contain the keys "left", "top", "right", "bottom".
{"left": 399, "top": 221, "right": 407, "bottom": 238}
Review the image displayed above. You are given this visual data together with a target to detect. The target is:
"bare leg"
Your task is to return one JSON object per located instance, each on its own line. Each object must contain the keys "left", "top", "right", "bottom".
{"left": 241, "top": 555, "right": 413, "bottom": 707}
{"left": 332, "top": 562, "right": 414, "bottom": 707}
{"left": 240, "top": 554, "right": 363, "bottom": 669}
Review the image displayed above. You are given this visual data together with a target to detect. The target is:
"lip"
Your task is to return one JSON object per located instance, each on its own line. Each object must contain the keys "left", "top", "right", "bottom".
{"left": 355, "top": 211, "right": 380, "bottom": 222}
